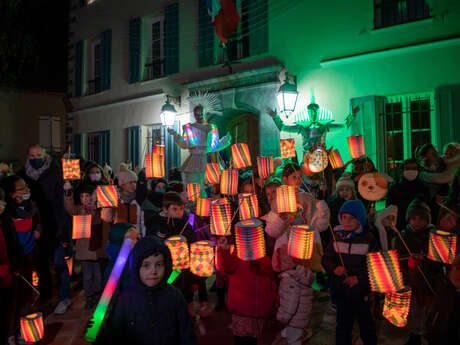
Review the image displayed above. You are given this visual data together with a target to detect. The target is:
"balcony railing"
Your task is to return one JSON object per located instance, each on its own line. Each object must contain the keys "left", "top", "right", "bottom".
{"left": 144, "top": 60, "right": 164, "bottom": 81}
{"left": 226, "top": 36, "right": 250, "bottom": 62}
{"left": 87, "top": 77, "right": 101, "bottom": 95}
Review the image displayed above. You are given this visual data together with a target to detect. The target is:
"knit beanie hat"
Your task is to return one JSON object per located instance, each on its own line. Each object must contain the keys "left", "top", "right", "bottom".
{"left": 405, "top": 198, "right": 431, "bottom": 224}
{"left": 335, "top": 173, "right": 355, "bottom": 193}
{"left": 339, "top": 200, "right": 367, "bottom": 228}
{"left": 117, "top": 170, "right": 138, "bottom": 186}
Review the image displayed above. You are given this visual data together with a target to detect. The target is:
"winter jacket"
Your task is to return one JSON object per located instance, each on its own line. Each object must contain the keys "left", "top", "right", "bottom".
{"left": 96, "top": 237, "right": 195, "bottom": 345}
{"left": 146, "top": 212, "right": 195, "bottom": 244}
{"left": 311, "top": 199, "right": 330, "bottom": 233}
{"left": 374, "top": 205, "right": 398, "bottom": 250}
{"left": 0, "top": 224, "right": 12, "bottom": 288}
{"left": 277, "top": 266, "right": 314, "bottom": 329}
{"left": 264, "top": 210, "right": 295, "bottom": 272}
{"left": 420, "top": 154, "right": 460, "bottom": 185}
{"left": 101, "top": 195, "right": 145, "bottom": 237}
{"left": 0, "top": 214, "right": 21, "bottom": 272}
{"left": 216, "top": 247, "right": 276, "bottom": 318}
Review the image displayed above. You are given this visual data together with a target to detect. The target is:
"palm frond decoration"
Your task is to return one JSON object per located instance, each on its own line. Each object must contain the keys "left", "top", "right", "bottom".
{"left": 188, "top": 89, "right": 223, "bottom": 116}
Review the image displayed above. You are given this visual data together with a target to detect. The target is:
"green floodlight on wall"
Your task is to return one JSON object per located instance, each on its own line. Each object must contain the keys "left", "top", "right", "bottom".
{"left": 160, "top": 96, "right": 177, "bottom": 127}
{"left": 277, "top": 72, "right": 299, "bottom": 114}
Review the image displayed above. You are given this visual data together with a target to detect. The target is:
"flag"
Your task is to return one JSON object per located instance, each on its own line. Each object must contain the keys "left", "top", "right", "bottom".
{"left": 206, "top": 0, "right": 240, "bottom": 44}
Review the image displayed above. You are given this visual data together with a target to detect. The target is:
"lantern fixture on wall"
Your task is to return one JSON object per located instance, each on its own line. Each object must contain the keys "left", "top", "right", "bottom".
{"left": 190, "top": 241, "right": 214, "bottom": 277}
{"left": 287, "top": 225, "right": 315, "bottom": 260}
{"left": 165, "top": 235, "right": 190, "bottom": 270}
{"left": 367, "top": 250, "right": 404, "bottom": 293}
{"left": 20, "top": 313, "right": 44, "bottom": 343}
{"left": 277, "top": 72, "right": 298, "bottom": 114}
{"left": 235, "top": 219, "right": 266, "bottom": 261}
{"left": 160, "top": 96, "right": 178, "bottom": 127}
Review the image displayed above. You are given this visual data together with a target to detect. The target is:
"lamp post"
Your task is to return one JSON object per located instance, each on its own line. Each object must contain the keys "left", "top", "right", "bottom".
{"left": 160, "top": 96, "right": 177, "bottom": 127}
{"left": 277, "top": 72, "right": 298, "bottom": 114}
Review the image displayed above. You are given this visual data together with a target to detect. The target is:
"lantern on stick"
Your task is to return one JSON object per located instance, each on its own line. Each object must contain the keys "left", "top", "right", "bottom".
{"left": 205, "top": 163, "right": 220, "bottom": 185}
{"left": 20, "top": 313, "right": 44, "bottom": 343}
{"left": 383, "top": 288, "right": 412, "bottom": 327}
{"left": 190, "top": 241, "right": 214, "bottom": 277}
{"left": 238, "top": 193, "right": 259, "bottom": 220}
{"left": 347, "top": 135, "right": 365, "bottom": 159}
{"left": 329, "top": 149, "right": 344, "bottom": 170}
{"left": 367, "top": 250, "right": 404, "bottom": 293}
{"left": 62, "top": 159, "right": 80, "bottom": 180}
{"left": 308, "top": 148, "right": 328, "bottom": 173}
{"left": 153, "top": 145, "right": 165, "bottom": 155}
{"left": 32, "top": 271, "right": 39, "bottom": 287}
{"left": 187, "top": 183, "right": 201, "bottom": 202}
{"left": 287, "top": 225, "right": 315, "bottom": 260}
{"left": 72, "top": 214, "right": 92, "bottom": 239}
{"left": 220, "top": 169, "right": 238, "bottom": 195}
{"left": 280, "top": 138, "right": 296, "bottom": 159}
{"left": 235, "top": 219, "right": 265, "bottom": 261}
{"left": 231, "top": 143, "right": 252, "bottom": 169}
{"left": 276, "top": 185, "right": 297, "bottom": 213}
{"left": 196, "top": 197, "right": 211, "bottom": 217}
{"left": 65, "top": 256, "right": 73, "bottom": 276}
{"left": 165, "top": 235, "right": 190, "bottom": 270}
{"left": 210, "top": 200, "right": 232, "bottom": 236}
{"left": 96, "top": 185, "right": 118, "bottom": 208}
{"left": 427, "top": 229, "right": 457, "bottom": 264}
{"left": 257, "top": 156, "right": 274, "bottom": 179}
{"left": 145, "top": 153, "right": 165, "bottom": 178}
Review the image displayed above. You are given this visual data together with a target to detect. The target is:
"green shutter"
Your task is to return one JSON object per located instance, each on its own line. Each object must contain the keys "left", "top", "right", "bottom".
{"left": 248, "top": 0, "right": 268, "bottom": 56}
{"left": 101, "top": 29, "right": 112, "bottom": 91}
{"left": 435, "top": 85, "right": 460, "bottom": 152}
{"left": 164, "top": 121, "right": 180, "bottom": 174}
{"left": 129, "top": 18, "right": 142, "bottom": 83}
{"left": 75, "top": 41, "right": 83, "bottom": 97}
{"left": 99, "top": 130, "right": 110, "bottom": 165}
{"left": 128, "top": 126, "right": 140, "bottom": 168}
{"left": 198, "top": 0, "right": 214, "bottom": 67}
{"left": 164, "top": 3, "right": 179, "bottom": 75}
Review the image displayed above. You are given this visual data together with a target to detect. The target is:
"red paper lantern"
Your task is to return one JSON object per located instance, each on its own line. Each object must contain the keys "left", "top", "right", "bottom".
{"left": 72, "top": 215, "right": 92, "bottom": 239}
{"left": 238, "top": 193, "right": 259, "bottom": 220}
{"left": 329, "top": 149, "right": 344, "bottom": 169}
{"left": 427, "top": 229, "right": 457, "bottom": 264}
{"left": 187, "top": 183, "right": 201, "bottom": 202}
{"left": 190, "top": 241, "right": 214, "bottom": 277}
{"left": 205, "top": 163, "right": 220, "bottom": 185}
{"left": 62, "top": 159, "right": 80, "bottom": 180}
{"left": 257, "top": 156, "right": 274, "bottom": 179}
{"left": 367, "top": 250, "right": 404, "bottom": 293}
{"left": 276, "top": 185, "right": 297, "bottom": 213}
{"left": 347, "top": 135, "right": 365, "bottom": 159}
{"left": 165, "top": 235, "right": 190, "bottom": 270}
{"left": 145, "top": 153, "right": 165, "bottom": 178}
{"left": 235, "top": 219, "right": 266, "bottom": 261}
{"left": 232, "top": 143, "right": 252, "bottom": 169}
{"left": 210, "top": 199, "right": 232, "bottom": 236}
{"left": 280, "top": 138, "right": 296, "bottom": 158}
{"left": 287, "top": 225, "right": 315, "bottom": 260}
{"left": 96, "top": 185, "right": 118, "bottom": 208}
{"left": 196, "top": 197, "right": 211, "bottom": 217}
{"left": 220, "top": 169, "right": 238, "bottom": 195}
{"left": 20, "top": 313, "right": 44, "bottom": 343}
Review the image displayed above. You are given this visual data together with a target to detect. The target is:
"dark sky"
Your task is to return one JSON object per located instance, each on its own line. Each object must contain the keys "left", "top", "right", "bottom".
{"left": 0, "top": 0, "right": 69, "bottom": 92}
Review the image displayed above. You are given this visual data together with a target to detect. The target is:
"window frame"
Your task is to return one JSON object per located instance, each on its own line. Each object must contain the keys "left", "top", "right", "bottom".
{"left": 87, "top": 37, "right": 101, "bottom": 95}
{"left": 373, "top": 0, "right": 431, "bottom": 30}
{"left": 144, "top": 15, "right": 165, "bottom": 81}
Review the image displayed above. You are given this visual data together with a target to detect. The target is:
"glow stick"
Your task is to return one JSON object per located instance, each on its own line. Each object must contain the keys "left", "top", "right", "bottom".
{"left": 168, "top": 269, "right": 181, "bottom": 284}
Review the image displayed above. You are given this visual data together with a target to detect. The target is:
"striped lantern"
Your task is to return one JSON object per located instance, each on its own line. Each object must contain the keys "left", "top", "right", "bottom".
{"left": 32, "top": 271, "right": 39, "bottom": 287}
{"left": 190, "top": 241, "right": 214, "bottom": 277}
{"left": 329, "top": 149, "right": 345, "bottom": 169}
{"left": 257, "top": 156, "right": 274, "bottom": 179}
{"left": 235, "top": 219, "right": 266, "bottom": 261}
{"left": 238, "top": 193, "right": 259, "bottom": 220}
{"left": 276, "top": 185, "right": 297, "bottom": 213}
{"left": 210, "top": 199, "right": 232, "bottom": 236}
{"left": 367, "top": 250, "right": 404, "bottom": 293}
{"left": 72, "top": 215, "right": 92, "bottom": 239}
{"left": 308, "top": 148, "right": 329, "bottom": 173}
{"left": 145, "top": 153, "right": 165, "bottom": 178}
{"left": 280, "top": 138, "right": 296, "bottom": 159}
{"left": 165, "top": 235, "right": 190, "bottom": 270}
{"left": 20, "top": 313, "right": 44, "bottom": 343}
{"left": 427, "top": 229, "right": 457, "bottom": 264}
{"left": 287, "top": 225, "right": 315, "bottom": 260}
{"left": 231, "top": 143, "right": 252, "bottom": 169}
{"left": 96, "top": 185, "right": 119, "bottom": 208}
{"left": 383, "top": 288, "right": 412, "bottom": 327}
{"left": 196, "top": 197, "right": 211, "bottom": 217}
{"left": 205, "top": 163, "right": 221, "bottom": 185}
{"left": 65, "top": 256, "right": 73, "bottom": 276}
{"left": 62, "top": 159, "right": 80, "bottom": 180}
{"left": 220, "top": 169, "right": 238, "bottom": 195}
{"left": 153, "top": 145, "right": 165, "bottom": 155}
{"left": 347, "top": 135, "right": 365, "bottom": 159}
{"left": 187, "top": 183, "right": 201, "bottom": 202}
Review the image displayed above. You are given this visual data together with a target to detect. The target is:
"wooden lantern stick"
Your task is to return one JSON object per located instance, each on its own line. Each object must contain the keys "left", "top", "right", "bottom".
{"left": 19, "top": 274, "right": 40, "bottom": 296}
{"left": 251, "top": 171, "right": 257, "bottom": 195}
{"left": 225, "top": 203, "right": 241, "bottom": 236}
{"left": 436, "top": 201, "right": 460, "bottom": 219}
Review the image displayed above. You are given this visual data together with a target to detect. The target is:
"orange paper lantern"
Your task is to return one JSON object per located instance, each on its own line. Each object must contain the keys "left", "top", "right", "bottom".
{"left": 145, "top": 153, "right": 165, "bottom": 178}
{"left": 427, "top": 229, "right": 457, "bottom": 264}
{"left": 235, "top": 219, "right": 266, "bottom": 261}
{"left": 220, "top": 169, "right": 238, "bottom": 195}
{"left": 72, "top": 214, "right": 92, "bottom": 239}
{"left": 205, "top": 163, "right": 221, "bottom": 185}
{"left": 153, "top": 145, "right": 165, "bottom": 155}
{"left": 347, "top": 135, "right": 365, "bottom": 159}
{"left": 280, "top": 138, "right": 296, "bottom": 158}
{"left": 308, "top": 148, "right": 328, "bottom": 173}
{"left": 367, "top": 250, "right": 404, "bottom": 293}
{"left": 62, "top": 159, "right": 80, "bottom": 180}
{"left": 190, "top": 241, "right": 214, "bottom": 277}
{"left": 196, "top": 197, "right": 211, "bottom": 217}
{"left": 187, "top": 183, "right": 201, "bottom": 202}
{"left": 287, "top": 225, "right": 315, "bottom": 260}
{"left": 329, "top": 149, "right": 344, "bottom": 169}
{"left": 96, "top": 185, "right": 119, "bottom": 208}
{"left": 383, "top": 287, "right": 412, "bottom": 327}
{"left": 32, "top": 271, "right": 39, "bottom": 287}
{"left": 257, "top": 156, "right": 274, "bottom": 179}
{"left": 238, "top": 193, "right": 259, "bottom": 220}
{"left": 165, "top": 235, "right": 190, "bottom": 270}
{"left": 276, "top": 185, "right": 297, "bottom": 213}
{"left": 20, "top": 313, "right": 44, "bottom": 343}
{"left": 210, "top": 200, "right": 232, "bottom": 236}
{"left": 232, "top": 143, "right": 252, "bottom": 169}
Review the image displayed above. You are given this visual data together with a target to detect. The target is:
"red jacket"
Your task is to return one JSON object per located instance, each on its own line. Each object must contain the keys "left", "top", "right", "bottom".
{"left": 216, "top": 247, "right": 276, "bottom": 318}
{"left": 0, "top": 221, "right": 12, "bottom": 288}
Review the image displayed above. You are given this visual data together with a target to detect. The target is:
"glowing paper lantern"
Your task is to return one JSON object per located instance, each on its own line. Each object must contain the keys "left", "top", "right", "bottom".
{"left": 72, "top": 214, "right": 92, "bottom": 239}
{"left": 287, "top": 225, "right": 315, "bottom": 260}
{"left": 238, "top": 193, "right": 259, "bottom": 220}
{"left": 232, "top": 143, "right": 252, "bottom": 169}
{"left": 196, "top": 197, "right": 211, "bottom": 217}
{"left": 205, "top": 163, "right": 220, "bottom": 185}
{"left": 145, "top": 153, "right": 165, "bottom": 178}
{"left": 65, "top": 256, "right": 73, "bottom": 276}
{"left": 187, "top": 183, "right": 201, "bottom": 202}
{"left": 257, "top": 156, "right": 274, "bottom": 179}
{"left": 165, "top": 235, "right": 190, "bottom": 270}
{"left": 20, "top": 313, "right": 44, "bottom": 343}
{"left": 383, "top": 288, "right": 412, "bottom": 327}
{"left": 220, "top": 169, "right": 238, "bottom": 195}
{"left": 329, "top": 149, "right": 344, "bottom": 170}
{"left": 210, "top": 200, "right": 232, "bottom": 236}
{"left": 367, "top": 250, "right": 404, "bottom": 293}
{"left": 427, "top": 229, "right": 457, "bottom": 264}
{"left": 280, "top": 138, "right": 296, "bottom": 158}
{"left": 153, "top": 145, "right": 165, "bottom": 155}
{"left": 190, "top": 241, "right": 214, "bottom": 277}
{"left": 235, "top": 219, "right": 266, "bottom": 261}
{"left": 308, "top": 148, "right": 328, "bottom": 173}
{"left": 62, "top": 159, "right": 80, "bottom": 180}
{"left": 32, "top": 271, "right": 39, "bottom": 287}
{"left": 96, "top": 185, "right": 118, "bottom": 208}
{"left": 358, "top": 173, "right": 388, "bottom": 201}
{"left": 276, "top": 185, "right": 297, "bottom": 213}
{"left": 347, "top": 135, "right": 365, "bottom": 159}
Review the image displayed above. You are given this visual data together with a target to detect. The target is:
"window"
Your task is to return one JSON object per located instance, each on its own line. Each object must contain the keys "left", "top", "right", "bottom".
{"left": 227, "top": 0, "right": 250, "bottom": 61}
{"left": 146, "top": 124, "right": 164, "bottom": 149}
{"left": 374, "top": 0, "right": 430, "bottom": 29}
{"left": 144, "top": 18, "right": 164, "bottom": 81}
{"left": 86, "top": 130, "right": 110, "bottom": 165}
{"left": 87, "top": 39, "right": 101, "bottom": 95}
{"left": 38, "top": 116, "right": 62, "bottom": 153}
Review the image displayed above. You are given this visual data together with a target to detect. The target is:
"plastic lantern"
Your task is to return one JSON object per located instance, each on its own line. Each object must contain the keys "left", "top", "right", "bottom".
{"left": 20, "top": 313, "right": 44, "bottom": 343}
{"left": 238, "top": 193, "right": 259, "bottom": 220}
{"left": 220, "top": 169, "right": 238, "bottom": 195}
{"left": 287, "top": 225, "right": 315, "bottom": 260}
{"left": 347, "top": 135, "right": 365, "bottom": 159}
{"left": 308, "top": 148, "right": 328, "bottom": 173}
{"left": 190, "top": 241, "right": 214, "bottom": 277}
{"left": 145, "top": 153, "right": 165, "bottom": 178}
{"left": 367, "top": 250, "right": 404, "bottom": 293}
{"left": 96, "top": 185, "right": 119, "bottom": 208}
{"left": 383, "top": 288, "right": 412, "bottom": 327}
{"left": 231, "top": 143, "right": 252, "bottom": 169}
{"left": 280, "top": 138, "right": 296, "bottom": 159}
{"left": 72, "top": 214, "right": 92, "bottom": 239}
{"left": 165, "top": 235, "right": 190, "bottom": 270}
{"left": 205, "top": 163, "right": 220, "bottom": 185}
{"left": 358, "top": 172, "right": 388, "bottom": 201}
{"left": 153, "top": 145, "right": 165, "bottom": 155}
{"left": 427, "top": 229, "right": 457, "bottom": 264}
{"left": 196, "top": 197, "right": 211, "bottom": 217}
{"left": 329, "top": 149, "right": 344, "bottom": 170}
{"left": 235, "top": 219, "right": 266, "bottom": 261}
{"left": 65, "top": 256, "right": 73, "bottom": 276}
{"left": 187, "top": 183, "right": 201, "bottom": 202}
{"left": 210, "top": 200, "right": 232, "bottom": 236}
{"left": 257, "top": 156, "right": 274, "bottom": 179}
{"left": 32, "top": 271, "right": 39, "bottom": 287}
{"left": 276, "top": 185, "right": 297, "bottom": 213}
{"left": 62, "top": 159, "right": 80, "bottom": 180}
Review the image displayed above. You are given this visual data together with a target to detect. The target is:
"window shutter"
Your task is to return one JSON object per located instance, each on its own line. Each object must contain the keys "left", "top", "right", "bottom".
{"left": 99, "top": 130, "right": 110, "bottom": 165}
{"left": 164, "top": 121, "right": 180, "bottom": 174}
{"left": 248, "top": 0, "right": 268, "bottom": 56}
{"left": 435, "top": 85, "right": 460, "bottom": 152}
{"left": 198, "top": 0, "right": 214, "bottom": 67}
{"left": 128, "top": 126, "right": 141, "bottom": 168}
{"left": 75, "top": 41, "right": 84, "bottom": 97}
{"left": 100, "top": 29, "right": 112, "bottom": 91}
{"left": 164, "top": 3, "right": 179, "bottom": 75}
{"left": 129, "top": 18, "right": 142, "bottom": 83}
{"left": 73, "top": 134, "right": 82, "bottom": 156}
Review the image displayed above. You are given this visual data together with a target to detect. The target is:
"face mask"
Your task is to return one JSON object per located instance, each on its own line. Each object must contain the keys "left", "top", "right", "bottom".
{"left": 22, "top": 193, "right": 31, "bottom": 201}
{"left": 30, "top": 158, "right": 44, "bottom": 169}
{"left": 156, "top": 188, "right": 165, "bottom": 194}
{"left": 404, "top": 170, "right": 418, "bottom": 181}
{"left": 89, "top": 173, "right": 101, "bottom": 182}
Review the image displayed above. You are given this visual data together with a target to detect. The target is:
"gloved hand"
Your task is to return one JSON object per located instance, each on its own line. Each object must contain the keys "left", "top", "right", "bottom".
{"left": 408, "top": 255, "right": 422, "bottom": 270}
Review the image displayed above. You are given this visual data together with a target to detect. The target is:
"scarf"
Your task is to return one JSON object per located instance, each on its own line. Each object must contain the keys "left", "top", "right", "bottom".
{"left": 119, "top": 191, "right": 136, "bottom": 204}
{"left": 25, "top": 156, "right": 52, "bottom": 181}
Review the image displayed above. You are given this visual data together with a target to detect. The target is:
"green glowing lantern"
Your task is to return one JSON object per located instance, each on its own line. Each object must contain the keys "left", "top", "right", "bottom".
{"left": 277, "top": 72, "right": 298, "bottom": 113}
